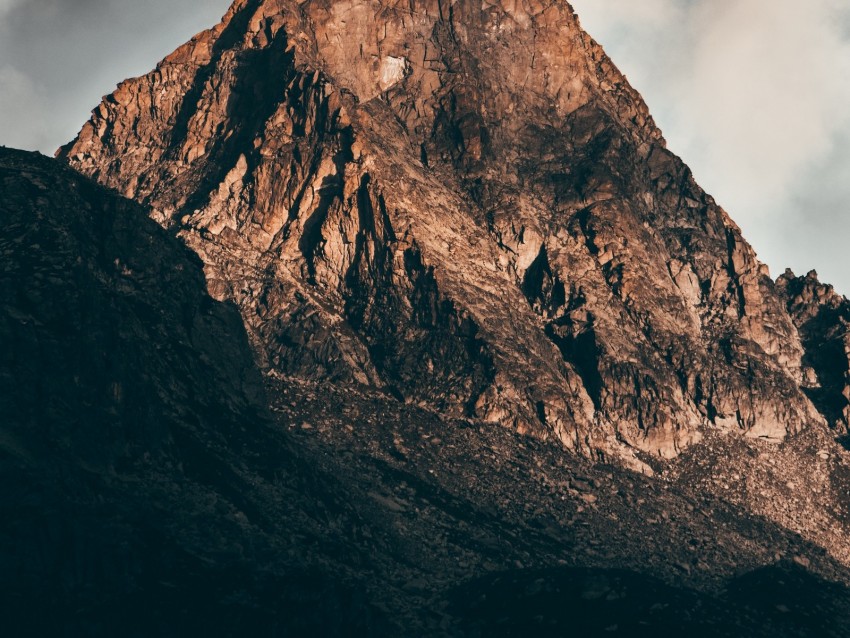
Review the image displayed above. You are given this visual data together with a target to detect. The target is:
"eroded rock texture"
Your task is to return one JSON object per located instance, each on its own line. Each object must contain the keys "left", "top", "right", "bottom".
{"left": 60, "top": 0, "right": 834, "bottom": 468}
{"left": 778, "top": 270, "right": 850, "bottom": 431}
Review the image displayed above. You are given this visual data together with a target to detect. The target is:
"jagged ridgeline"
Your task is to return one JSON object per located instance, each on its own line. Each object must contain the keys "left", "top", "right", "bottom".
{"left": 60, "top": 0, "right": 849, "bottom": 470}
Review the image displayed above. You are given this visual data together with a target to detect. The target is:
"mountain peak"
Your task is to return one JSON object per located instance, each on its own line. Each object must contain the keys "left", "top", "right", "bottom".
{"left": 60, "top": 0, "right": 840, "bottom": 471}
{"left": 284, "top": 0, "right": 660, "bottom": 139}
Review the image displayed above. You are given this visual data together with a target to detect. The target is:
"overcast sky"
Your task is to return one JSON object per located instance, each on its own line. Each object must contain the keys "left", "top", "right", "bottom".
{"left": 0, "top": 0, "right": 228, "bottom": 152}
{"left": 1, "top": 0, "right": 847, "bottom": 295}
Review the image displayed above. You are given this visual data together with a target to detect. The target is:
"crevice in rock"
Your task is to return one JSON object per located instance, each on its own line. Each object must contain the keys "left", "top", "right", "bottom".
{"left": 535, "top": 401, "right": 548, "bottom": 427}
{"left": 725, "top": 229, "right": 747, "bottom": 319}
{"left": 545, "top": 321, "right": 604, "bottom": 412}
{"left": 298, "top": 126, "right": 354, "bottom": 283}
{"left": 298, "top": 174, "right": 341, "bottom": 283}
{"left": 170, "top": 26, "right": 296, "bottom": 218}
{"left": 693, "top": 374, "right": 719, "bottom": 423}
{"left": 521, "top": 244, "right": 565, "bottom": 318}
{"left": 778, "top": 272, "right": 850, "bottom": 429}
{"left": 575, "top": 207, "right": 599, "bottom": 258}
{"left": 282, "top": 91, "right": 334, "bottom": 236}
{"left": 355, "top": 174, "right": 376, "bottom": 236}
{"left": 344, "top": 241, "right": 496, "bottom": 417}
{"left": 376, "top": 193, "right": 396, "bottom": 243}
{"left": 167, "top": 0, "right": 264, "bottom": 151}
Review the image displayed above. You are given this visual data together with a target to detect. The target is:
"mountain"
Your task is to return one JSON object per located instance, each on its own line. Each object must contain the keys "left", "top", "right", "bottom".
{"left": 59, "top": 0, "right": 841, "bottom": 471}
{"left": 4, "top": 155, "right": 850, "bottom": 638}
{"left": 777, "top": 269, "right": 850, "bottom": 430}
{"left": 0, "top": 148, "right": 384, "bottom": 635}
{"left": 4, "top": 0, "right": 850, "bottom": 634}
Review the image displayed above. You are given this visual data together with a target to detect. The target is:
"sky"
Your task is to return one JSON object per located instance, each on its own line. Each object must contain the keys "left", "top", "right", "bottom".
{"left": 0, "top": 0, "right": 229, "bottom": 152}
{"left": 0, "top": 0, "right": 847, "bottom": 295}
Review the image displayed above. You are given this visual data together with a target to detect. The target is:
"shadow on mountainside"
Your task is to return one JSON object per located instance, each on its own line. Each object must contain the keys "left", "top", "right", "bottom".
{"left": 5, "top": 148, "right": 850, "bottom": 637}
{"left": 0, "top": 149, "right": 388, "bottom": 637}
{"left": 449, "top": 562, "right": 850, "bottom": 637}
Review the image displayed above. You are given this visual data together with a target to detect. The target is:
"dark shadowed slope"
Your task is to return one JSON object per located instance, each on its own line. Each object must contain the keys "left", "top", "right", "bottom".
{"left": 5, "top": 148, "right": 850, "bottom": 636}
{"left": 0, "top": 148, "right": 385, "bottom": 636}
{"left": 1, "top": 0, "right": 847, "bottom": 635}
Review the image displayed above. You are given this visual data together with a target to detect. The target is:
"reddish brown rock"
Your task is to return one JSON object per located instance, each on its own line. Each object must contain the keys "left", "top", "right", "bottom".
{"left": 60, "top": 0, "right": 825, "bottom": 468}
{"left": 777, "top": 269, "right": 850, "bottom": 430}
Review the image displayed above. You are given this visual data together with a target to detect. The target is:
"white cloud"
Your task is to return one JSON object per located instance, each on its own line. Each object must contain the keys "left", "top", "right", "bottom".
{"left": 575, "top": 0, "right": 683, "bottom": 31}
{"left": 679, "top": 0, "right": 850, "bottom": 219}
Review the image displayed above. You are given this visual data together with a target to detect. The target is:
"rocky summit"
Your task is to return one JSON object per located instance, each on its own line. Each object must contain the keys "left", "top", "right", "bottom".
{"left": 3, "top": 0, "right": 850, "bottom": 635}
{"left": 60, "top": 0, "right": 838, "bottom": 470}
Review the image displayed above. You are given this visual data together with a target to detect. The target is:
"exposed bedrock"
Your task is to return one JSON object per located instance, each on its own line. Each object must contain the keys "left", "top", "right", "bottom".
{"left": 60, "top": 0, "right": 838, "bottom": 467}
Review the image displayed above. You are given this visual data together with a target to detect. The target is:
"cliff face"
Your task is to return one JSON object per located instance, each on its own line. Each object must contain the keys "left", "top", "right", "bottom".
{"left": 9, "top": 149, "right": 850, "bottom": 638}
{"left": 2, "top": 148, "right": 428, "bottom": 635}
{"left": 8, "top": 146, "right": 850, "bottom": 636}
{"left": 60, "top": 0, "right": 831, "bottom": 468}
{"left": 777, "top": 270, "right": 850, "bottom": 430}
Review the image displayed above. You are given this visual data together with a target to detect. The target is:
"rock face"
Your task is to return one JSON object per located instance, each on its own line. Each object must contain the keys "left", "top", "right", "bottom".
{"left": 60, "top": 0, "right": 830, "bottom": 467}
{"left": 8, "top": 2, "right": 850, "bottom": 634}
{"left": 777, "top": 269, "right": 850, "bottom": 430}
{"left": 13, "top": 147, "right": 850, "bottom": 636}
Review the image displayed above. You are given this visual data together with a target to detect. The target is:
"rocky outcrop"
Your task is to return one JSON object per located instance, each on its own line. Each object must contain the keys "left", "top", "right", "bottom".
{"left": 9, "top": 2, "right": 850, "bottom": 634}
{"left": 60, "top": 0, "right": 826, "bottom": 467}
{"left": 7, "top": 147, "right": 850, "bottom": 635}
{"left": 777, "top": 269, "right": 850, "bottom": 430}
{"left": 0, "top": 148, "right": 265, "bottom": 466}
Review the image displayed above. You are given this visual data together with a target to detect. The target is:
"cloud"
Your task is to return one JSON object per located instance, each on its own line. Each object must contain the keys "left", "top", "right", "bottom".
{"left": 575, "top": 0, "right": 683, "bottom": 30}
{"left": 0, "top": 0, "right": 22, "bottom": 17}
{"left": 571, "top": 0, "right": 850, "bottom": 295}
{"left": 680, "top": 0, "right": 850, "bottom": 216}
{"left": 0, "top": 0, "right": 230, "bottom": 153}
{"left": 0, "top": 65, "right": 55, "bottom": 151}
